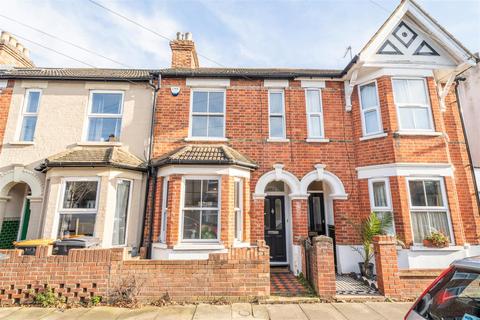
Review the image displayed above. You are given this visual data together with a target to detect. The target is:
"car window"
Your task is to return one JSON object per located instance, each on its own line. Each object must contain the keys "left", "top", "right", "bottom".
{"left": 413, "top": 267, "right": 480, "bottom": 319}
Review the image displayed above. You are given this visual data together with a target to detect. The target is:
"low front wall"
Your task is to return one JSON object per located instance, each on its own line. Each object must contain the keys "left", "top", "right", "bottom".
{"left": 0, "top": 241, "right": 270, "bottom": 305}
{"left": 398, "top": 269, "right": 442, "bottom": 299}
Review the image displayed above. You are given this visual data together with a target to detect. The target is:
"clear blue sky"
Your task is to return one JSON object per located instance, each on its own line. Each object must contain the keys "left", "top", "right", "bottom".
{"left": 1, "top": 0, "right": 479, "bottom": 69}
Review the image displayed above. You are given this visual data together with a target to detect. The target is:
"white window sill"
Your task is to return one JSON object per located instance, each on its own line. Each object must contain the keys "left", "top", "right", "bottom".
{"left": 394, "top": 131, "right": 443, "bottom": 137}
{"left": 233, "top": 241, "right": 251, "bottom": 248}
{"left": 306, "top": 138, "right": 330, "bottom": 143}
{"left": 409, "top": 245, "right": 463, "bottom": 252}
{"left": 184, "top": 137, "right": 229, "bottom": 142}
{"left": 267, "top": 138, "right": 290, "bottom": 143}
{"left": 77, "top": 141, "right": 122, "bottom": 147}
{"left": 9, "top": 141, "right": 34, "bottom": 146}
{"left": 173, "top": 243, "right": 225, "bottom": 251}
{"left": 359, "top": 132, "right": 388, "bottom": 141}
{"left": 152, "top": 242, "right": 168, "bottom": 249}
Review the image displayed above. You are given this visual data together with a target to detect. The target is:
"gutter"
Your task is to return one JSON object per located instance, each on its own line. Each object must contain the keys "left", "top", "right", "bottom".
{"left": 140, "top": 72, "right": 160, "bottom": 259}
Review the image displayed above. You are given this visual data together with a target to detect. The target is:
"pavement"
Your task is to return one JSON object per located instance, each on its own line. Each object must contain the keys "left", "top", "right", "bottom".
{"left": 0, "top": 302, "right": 411, "bottom": 319}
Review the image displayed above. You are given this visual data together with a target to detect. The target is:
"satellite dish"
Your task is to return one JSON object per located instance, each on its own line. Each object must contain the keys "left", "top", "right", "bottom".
{"left": 171, "top": 87, "right": 181, "bottom": 96}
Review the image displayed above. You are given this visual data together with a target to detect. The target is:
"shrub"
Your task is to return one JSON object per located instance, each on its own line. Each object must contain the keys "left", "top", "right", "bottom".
{"left": 34, "top": 288, "right": 66, "bottom": 308}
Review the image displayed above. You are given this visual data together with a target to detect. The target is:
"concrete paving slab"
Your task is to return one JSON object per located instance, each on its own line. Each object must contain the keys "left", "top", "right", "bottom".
{"left": 39, "top": 308, "right": 91, "bottom": 320}
{"left": 232, "top": 303, "right": 252, "bottom": 319}
{"left": 365, "top": 302, "right": 411, "bottom": 320}
{"left": 3, "top": 307, "right": 55, "bottom": 320}
{"left": 332, "top": 303, "right": 385, "bottom": 320}
{"left": 77, "top": 306, "right": 129, "bottom": 319}
{"left": 116, "top": 306, "right": 163, "bottom": 320}
{"left": 152, "top": 305, "right": 197, "bottom": 320}
{"left": 266, "top": 304, "right": 308, "bottom": 320}
{"left": 0, "top": 307, "right": 22, "bottom": 319}
{"left": 299, "top": 304, "right": 348, "bottom": 320}
{"left": 252, "top": 305, "right": 269, "bottom": 320}
{"left": 193, "top": 304, "right": 232, "bottom": 320}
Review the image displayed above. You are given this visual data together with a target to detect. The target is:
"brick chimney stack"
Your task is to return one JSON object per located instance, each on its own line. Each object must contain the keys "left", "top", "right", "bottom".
{"left": 169, "top": 32, "right": 199, "bottom": 69}
{"left": 0, "top": 31, "right": 35, "bottom": 68}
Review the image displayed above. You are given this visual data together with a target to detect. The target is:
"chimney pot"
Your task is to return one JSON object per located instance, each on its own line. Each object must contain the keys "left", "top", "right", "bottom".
{"left": 170, "top": 31, "right": 199, "bottom": 69}
{"left": 185, "top": 32, "right": 192, "bottom": 40}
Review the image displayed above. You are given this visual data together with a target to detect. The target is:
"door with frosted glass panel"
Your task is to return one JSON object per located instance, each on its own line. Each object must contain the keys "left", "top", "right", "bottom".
{"left": 264, "top": 196, "right": 286, "bottom": 263}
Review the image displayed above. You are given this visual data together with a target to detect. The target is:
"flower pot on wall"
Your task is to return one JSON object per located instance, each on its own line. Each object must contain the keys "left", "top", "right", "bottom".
{"left": 358, "top": 262, "right": 374, "bottom": 279}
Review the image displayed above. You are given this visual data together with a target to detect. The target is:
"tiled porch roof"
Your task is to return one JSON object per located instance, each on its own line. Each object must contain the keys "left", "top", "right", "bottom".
{"left": 152, "top": 144, "right": 258, "bottom": 169}
{"left": 38, "top": 146, "right": 147, "bottom": 171}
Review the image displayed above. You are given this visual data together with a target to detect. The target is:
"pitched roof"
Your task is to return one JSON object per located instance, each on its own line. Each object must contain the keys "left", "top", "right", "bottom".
{"left": 40, "top": 146, "right": 146, "bottom": 171}
{"left": 159, "top": 67, "right": 345, "bottom": 79}
{"left": 152, "top": 144, "right": 258, "bottom": 169}
{"left": 0, "top": 68, "right": 152, "bottom": 81}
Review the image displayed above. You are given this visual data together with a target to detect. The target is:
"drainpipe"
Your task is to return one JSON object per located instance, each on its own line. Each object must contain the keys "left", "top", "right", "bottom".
{"left": 140, "top": 72, "right": 160, "bottom": 258}
{"left": 454, "top": 76, "right": 480, "bottom": 209}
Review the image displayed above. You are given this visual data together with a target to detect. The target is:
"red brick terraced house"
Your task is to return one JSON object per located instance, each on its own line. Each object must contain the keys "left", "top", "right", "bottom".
{"left": 143, "top": 0, "right": 480, "bottom": 276}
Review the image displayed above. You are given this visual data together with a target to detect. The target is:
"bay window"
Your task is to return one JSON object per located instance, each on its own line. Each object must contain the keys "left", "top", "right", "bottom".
{"left": 234, "top": 179, "right": 243, "bottom": 242}
{"left": 182, "top": 178, "right": 220, "bottom": 241}
{"left": 19, "top": 89, "right": 41, "bottom": 141}
{"left": 359, "top": 82, "right": 382, "bottom": 136}
{"left": 407, "top": 178, "right": 452, "bottom": 244}
{"left": 268, "top": 90, "right": 286, "bottom": 139}
{"left": 58, "top": 179, "right": 99, "bottom": 238}
{"left": 87, "top": 91, "right": 123, "bottom": 141}
{"left": 112, "top": 179, "right": 131, "bottom": 246}
{"left": 190, "top": 90, "right": 225, "bottom": 138}
{"left": 392, "top": 78, "right": 434, "bottom": 131}
{"left": 368, "top": 178, "right": 395, "bottom": 235}
{"left": 305, "top": 89, "right": 324, "bottom": 138}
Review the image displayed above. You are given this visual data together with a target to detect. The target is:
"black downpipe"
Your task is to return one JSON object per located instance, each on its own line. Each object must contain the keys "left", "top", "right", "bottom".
{"left": 454, "top": 77, "right": 480, "bottom": 209}
{"left": 140, "top": 72, "right": 160, "bottom": 258}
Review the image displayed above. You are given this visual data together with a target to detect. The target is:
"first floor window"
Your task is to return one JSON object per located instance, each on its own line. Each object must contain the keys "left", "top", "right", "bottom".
{"left": 19, "top": 89, "right": 41, "bottom": 141}
{"left": 190, "top": 90, "right": 225, "bottom": 138}
{"left": 58, "top": 179, "right": 99, "bottom": 238}
{"left": 112, "top": 179, "right": 131, "bottom": 246}
{"left": 234, "top": 179, "right": 243, "bottom": 241}
{"left": 359, "top": 82, "right": 382, "bottom": 136}
{"left": 407, "top": 178, "right": 452, "bottom": 244}
{"left": 87, "top": 91, "right": 123, "bottom": 141}
{"left": 182, "top": 178, "right": 219, "bottom": 240}
{"left": 305, "top": 89, "right": 324, "bottom": 138}
{"left": 368, "top": 178, "right": 395, "bottom": 235}
{"left": 269, "top": 90, "right": 286, "bottom": 139}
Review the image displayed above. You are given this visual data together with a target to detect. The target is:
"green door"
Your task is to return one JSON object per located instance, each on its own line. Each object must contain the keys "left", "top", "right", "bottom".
{"left": 20, "top": 199, "right": 30, "bottom": 240}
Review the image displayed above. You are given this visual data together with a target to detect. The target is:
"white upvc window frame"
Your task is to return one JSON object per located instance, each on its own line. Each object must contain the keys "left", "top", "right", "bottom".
{"left": 305, "top": 88, "right": 325, "bottom": 139}
{"left": 188, "top": 88, "right": 226, "bottom": 140}
{"left": 112, "top": 178, "right": 133, "bottom": 247}
{"left": 406, "top": 176, "right": 454, "bottom": 245}
{"left": 179, "top": 175, "right": 221, "bottom": 243}
{"left": 159, "top": 177, "right": 169, "bottom": 243}
{"left": 391, "top": 77, "right": 435, "bottom": 133}
{"left": 55, "top": 177, "right": 101, "bottom": 238}
{"left": 84, "top": 90, "right": 125, "bottom": 142}
{"left": 17, "top": 88, "right": 42, "bottom": 142}
{"left": 268, "top": 89, "right": 287, "bottom": 140}
{"left": 234, "top": 178, "right": 243, "bottom": 242}
{"left": 358, "top": 80, "right": 383, "bottom": 137}
{"left": 368, "top": 177, "right": 395, "bottom": 235}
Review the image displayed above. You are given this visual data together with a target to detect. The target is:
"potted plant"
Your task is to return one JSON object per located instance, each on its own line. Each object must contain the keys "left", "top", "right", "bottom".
{"left": 423, "top": 231, "right": 449, "bottom": 248}
{"left": 351, "top": 212, "right": 393, "bottom": 279}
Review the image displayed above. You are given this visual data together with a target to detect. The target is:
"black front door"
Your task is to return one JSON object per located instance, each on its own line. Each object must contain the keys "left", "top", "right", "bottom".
{"left": 264, "top": 196, "right": 286, "bottom": 263}
{"left": 308, "top": 193, "right": 326, "bottom": 237}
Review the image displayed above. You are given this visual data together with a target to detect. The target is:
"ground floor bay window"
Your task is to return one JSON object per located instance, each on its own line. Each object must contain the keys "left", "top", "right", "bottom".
{"left": 57, "top": 178, "right": 99, "bottom": 238}
{"left": 407, "top": 177, "right": 453, "bottom": 245}
{"left": 182, "top": 178, "right": 220, "bottom": 241}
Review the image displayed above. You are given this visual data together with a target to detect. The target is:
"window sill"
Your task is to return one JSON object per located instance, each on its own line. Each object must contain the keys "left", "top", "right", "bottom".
{"left": 359, "top": 132, "right": 388, "bottom": 141}
{"left": 77, "top": 141, "right": 122, "bottom": 147}
{"left": 409, "top": 245, "right": 463, "bottom": 252}
{"left": 394, "top": 131, "right": 443, "bottom": 137}
{"left": 9, "top": 141, "right": 34, "bottom": 146}
{"left": 233, "top": 241, "right": 251, "bottom": 248}
{"left": 306, "top": 138, "right": 330, "bottom": 143}
{"left": 184, "top": 137, "right": 229, "bottom": 142}
{"left": 267, "top": 138, "right": 290, "bottom": 143}
{"left": 173, "top": 243, "right": 225, "bottom": 251}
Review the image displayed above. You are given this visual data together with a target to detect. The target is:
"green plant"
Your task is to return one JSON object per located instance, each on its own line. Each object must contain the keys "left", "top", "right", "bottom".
{"left": 350, "top": 212, "right": 393, "bottom": 277}
{"left": 34, "top": 288, "right": 66, "bottom": 307}
{"left": 90, "top": 295, "right": 102, "bottom": 306}
{"left": 424, "top": 231, "right": 449, "bottom": 247}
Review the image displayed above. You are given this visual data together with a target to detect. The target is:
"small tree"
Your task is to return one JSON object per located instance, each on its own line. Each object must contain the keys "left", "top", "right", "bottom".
{"left": 351, "top": 212, "right": 393, "bottom": 278}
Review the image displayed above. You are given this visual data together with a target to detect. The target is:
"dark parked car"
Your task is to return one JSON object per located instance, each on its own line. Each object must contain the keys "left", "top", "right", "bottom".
{"left": 405, "top": 256, "right": 480, "bottom": 320}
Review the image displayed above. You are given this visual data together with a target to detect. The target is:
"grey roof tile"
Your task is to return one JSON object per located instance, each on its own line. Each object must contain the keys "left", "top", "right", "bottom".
{"left": 0, "top": 68, "right": 152, "bottom": 80}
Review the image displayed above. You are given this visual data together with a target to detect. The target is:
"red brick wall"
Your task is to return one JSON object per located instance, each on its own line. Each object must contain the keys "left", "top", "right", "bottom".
{"left": 0, "top": 80, "right": 13, "bottom": 153}
{"left": 308, "top": 236, "right": 336, "bottom": 299}
{"left": 0, "top": 242, "right": 270, "bottom": 305}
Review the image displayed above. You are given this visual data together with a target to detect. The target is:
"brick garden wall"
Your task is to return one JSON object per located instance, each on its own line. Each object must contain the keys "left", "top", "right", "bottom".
{"left": 0, "top": 242, "right": 270, "bottom": 305}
